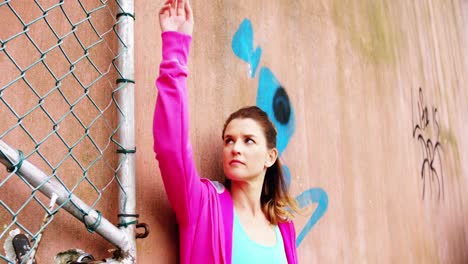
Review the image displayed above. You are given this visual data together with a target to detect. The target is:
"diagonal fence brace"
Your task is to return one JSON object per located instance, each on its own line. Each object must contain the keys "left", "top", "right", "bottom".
{"left": 0, "top": 140, "right": 132, "bottom": 254}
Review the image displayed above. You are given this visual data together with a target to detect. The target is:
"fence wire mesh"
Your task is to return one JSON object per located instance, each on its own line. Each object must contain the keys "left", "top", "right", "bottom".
{"left": 0, "top": 0, "right": 134, "bottom": 262}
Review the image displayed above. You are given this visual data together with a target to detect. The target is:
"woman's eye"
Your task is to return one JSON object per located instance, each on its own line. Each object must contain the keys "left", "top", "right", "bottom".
{"left": 245, "top": 138, "right": 254, "bottom": 144}
{"left": 225, "top": 138, "right": 233, "bottom": 144}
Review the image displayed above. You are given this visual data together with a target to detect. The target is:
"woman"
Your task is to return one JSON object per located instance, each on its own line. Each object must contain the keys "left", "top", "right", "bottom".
{"left": 154, "top": 0, "right": 299, "bottom": 263}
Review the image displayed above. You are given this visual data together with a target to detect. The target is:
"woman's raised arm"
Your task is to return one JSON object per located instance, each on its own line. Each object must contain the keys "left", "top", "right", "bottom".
{"left": 153, "top": 0, "right": 205, "bottom": 227}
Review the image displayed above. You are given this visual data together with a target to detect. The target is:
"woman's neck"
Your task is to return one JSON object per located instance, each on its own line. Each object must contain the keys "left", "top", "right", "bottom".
{"left": 231, "top": 177, "right": 264, "bottom": 216}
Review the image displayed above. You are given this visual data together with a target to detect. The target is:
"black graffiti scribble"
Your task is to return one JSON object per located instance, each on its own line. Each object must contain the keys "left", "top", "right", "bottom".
{"left": 412, "top": 87, "right": 444, "bottom": 200}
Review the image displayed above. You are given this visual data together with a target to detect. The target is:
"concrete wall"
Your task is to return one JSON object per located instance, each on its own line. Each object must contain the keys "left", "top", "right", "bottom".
{"left": 135, "top": 0, "right": 468, "bottom": 263}
{"left": 0, "top": 0, "right": 467, "bottom": 263}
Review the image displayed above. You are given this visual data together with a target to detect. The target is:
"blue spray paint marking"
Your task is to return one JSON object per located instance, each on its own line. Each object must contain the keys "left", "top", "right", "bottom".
{"left": 231, "top": 18, "right": 328, "bottom": 248}
{"left": 282, "top": 164, "right": 292, "bottom": 190}
{"left": 232, "top": 19, "right": 262, "bottom": 77}
{"left": 295, "top": 188, "right": 328, "bottom": 247}
{"left": 257, "top": 67, "right": 328, "bottom": 246}
{"left": 257, "top": 67, "right": 295, "bottom": 155}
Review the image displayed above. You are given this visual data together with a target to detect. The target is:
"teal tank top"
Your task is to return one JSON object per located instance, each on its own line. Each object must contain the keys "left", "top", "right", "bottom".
{"left": 232, "top": 210, "right": 288, "bottom": 264}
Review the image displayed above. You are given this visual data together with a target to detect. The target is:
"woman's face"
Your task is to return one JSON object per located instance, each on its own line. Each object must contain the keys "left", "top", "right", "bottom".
{"left": 222, "top": 118, "right": 276, "bottom": 182}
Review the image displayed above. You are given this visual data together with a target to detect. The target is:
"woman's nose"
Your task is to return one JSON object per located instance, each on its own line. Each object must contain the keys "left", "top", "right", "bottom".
{"left": 231, "top": 141, "right": 241, "bottom": 155}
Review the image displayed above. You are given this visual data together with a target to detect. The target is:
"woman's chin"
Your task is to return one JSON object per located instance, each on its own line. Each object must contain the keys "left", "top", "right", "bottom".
{"left": 224, "top": 173, "right": 244, "bottom": 182}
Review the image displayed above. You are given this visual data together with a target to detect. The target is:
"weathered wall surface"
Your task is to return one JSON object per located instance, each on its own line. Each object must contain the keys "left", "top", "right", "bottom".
{"left": 135, "top": 0, "right": 468, "bottom": 263}
{"left": 0, "top": 0, "right": 467, "bottom": 263}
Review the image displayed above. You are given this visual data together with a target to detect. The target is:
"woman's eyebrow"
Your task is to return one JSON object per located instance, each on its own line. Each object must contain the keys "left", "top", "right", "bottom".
{"left": 224, "top": 133, "right": 257, "bottom": 138}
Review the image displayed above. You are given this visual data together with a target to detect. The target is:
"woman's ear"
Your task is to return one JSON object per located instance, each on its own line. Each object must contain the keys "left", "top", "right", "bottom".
{"left": 265, "top": 148, "right": 278, "bottom": 168}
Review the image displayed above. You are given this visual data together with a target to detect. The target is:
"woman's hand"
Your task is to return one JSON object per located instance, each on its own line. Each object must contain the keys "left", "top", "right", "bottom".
{"left": 159, "top": 0, "right": 194, "bottom": 36}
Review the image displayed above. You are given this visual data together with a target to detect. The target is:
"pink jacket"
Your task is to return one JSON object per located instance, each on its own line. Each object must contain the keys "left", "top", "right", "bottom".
{"left": 153, "top": 31, "right": 298, "bottom": 264}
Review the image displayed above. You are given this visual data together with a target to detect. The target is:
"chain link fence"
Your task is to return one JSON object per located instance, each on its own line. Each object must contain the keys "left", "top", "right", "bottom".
{"left": 0, "top": 0, "right": 136, "bottom": 262}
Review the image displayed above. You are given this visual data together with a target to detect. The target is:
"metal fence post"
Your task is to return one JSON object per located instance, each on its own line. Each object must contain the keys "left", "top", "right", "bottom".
{"left": 115, "top": 0, "right": 137, "bottom": 262}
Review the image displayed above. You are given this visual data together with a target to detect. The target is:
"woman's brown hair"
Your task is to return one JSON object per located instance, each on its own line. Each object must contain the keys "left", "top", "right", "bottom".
{"left": 222, "top": 106, "right": 299, "bottom": 224}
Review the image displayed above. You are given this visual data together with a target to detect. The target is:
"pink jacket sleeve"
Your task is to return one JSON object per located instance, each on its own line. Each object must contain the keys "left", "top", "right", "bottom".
{"left": 153, "top": 31, "right": 207, "bottom": 227}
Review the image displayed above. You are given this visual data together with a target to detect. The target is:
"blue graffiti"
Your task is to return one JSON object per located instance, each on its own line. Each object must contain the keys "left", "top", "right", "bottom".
{"left": 232, "top": 19, "right": 262, "bottom": 77}
{"left": 283, "top": 166, "right": 328, "bottom": 246}
{"left": 282, "top": 164, "right": 292, "bottom": 190}
{"left": 232, "top": 18, "right": 328, "bottom": 247}
{"left": 257, "top": 67, "right": 295, "bottom": 155}
{"left": 295, "top": 188, "right": 328, "bottom": 247}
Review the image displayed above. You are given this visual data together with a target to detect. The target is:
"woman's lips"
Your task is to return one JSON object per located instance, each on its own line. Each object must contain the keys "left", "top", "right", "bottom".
{"left": 229, "top": 159, "right": 244, "bottom": 165}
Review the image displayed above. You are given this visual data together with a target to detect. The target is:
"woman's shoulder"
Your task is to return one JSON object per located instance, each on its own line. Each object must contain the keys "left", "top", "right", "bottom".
{"left": 200, "top": 179, "right": 234, "bottom": 211}
{"left": 208, "top": 180, "right": 225, "bottom": 193}
{"left": 200, "top": 179, "right": 227, "bottom": 194}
